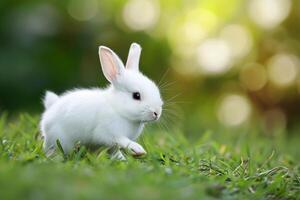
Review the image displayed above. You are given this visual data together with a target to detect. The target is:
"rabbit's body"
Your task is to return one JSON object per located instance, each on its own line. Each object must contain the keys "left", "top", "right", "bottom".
{"left": 41, "top": 88, "right": 144, "bottom": 153}
{"left": 40, "top": 43, "right": 163, "bottom": 158}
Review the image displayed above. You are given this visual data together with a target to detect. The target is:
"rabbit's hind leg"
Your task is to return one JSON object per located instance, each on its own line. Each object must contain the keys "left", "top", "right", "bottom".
{"left": 43, "top": 135, "right": 56, "bottom": 157}
{"left": 108, "top": 146, "right": 126, "bottom": 160}
{"left": 43, "top": 127, "right": 74, "bottom": 156}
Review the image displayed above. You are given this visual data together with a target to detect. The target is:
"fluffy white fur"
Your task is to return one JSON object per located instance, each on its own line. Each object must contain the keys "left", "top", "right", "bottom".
{"left": 40, "top": 43, "right": 163, "bottom": 159}
{"left": 43, "top": 91, "right": 59, "bottom": 109}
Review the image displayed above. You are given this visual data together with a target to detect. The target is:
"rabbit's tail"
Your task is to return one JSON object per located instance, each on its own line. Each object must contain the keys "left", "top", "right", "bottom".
{"left": 43, "top": 91, "right": 59, "bottom": 109}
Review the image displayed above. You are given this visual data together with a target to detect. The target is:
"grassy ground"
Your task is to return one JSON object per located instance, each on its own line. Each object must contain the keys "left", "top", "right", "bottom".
{"left": 0, "top": 114, "right": 299, "bottom": 200}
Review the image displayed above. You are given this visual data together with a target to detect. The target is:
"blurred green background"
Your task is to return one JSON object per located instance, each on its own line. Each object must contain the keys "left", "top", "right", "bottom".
{"left": 1, "top": 0, "right": 300, "bottom": 135}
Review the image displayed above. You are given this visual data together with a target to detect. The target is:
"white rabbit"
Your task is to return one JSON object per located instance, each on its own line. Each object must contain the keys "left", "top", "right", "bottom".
{"left": 40, "top": 43, "right": 163, "bottom": 159}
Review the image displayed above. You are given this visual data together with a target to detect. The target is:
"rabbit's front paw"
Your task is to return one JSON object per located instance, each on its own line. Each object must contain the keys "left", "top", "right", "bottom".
{"left": 127, "top": 142, "right": 147, "bottom": 156}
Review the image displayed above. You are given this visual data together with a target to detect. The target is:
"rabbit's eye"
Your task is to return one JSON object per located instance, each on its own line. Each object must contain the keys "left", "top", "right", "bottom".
{"left": 132, "top": 92, "right": 141, "bottom": 100}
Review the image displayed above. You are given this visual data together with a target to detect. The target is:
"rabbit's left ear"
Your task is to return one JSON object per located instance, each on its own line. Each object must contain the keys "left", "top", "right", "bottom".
{"left": 125, "top": 43, "right": 142, "bottom": 71}
{"left": 98, "top": 46, "right": 125, "bottom": 83}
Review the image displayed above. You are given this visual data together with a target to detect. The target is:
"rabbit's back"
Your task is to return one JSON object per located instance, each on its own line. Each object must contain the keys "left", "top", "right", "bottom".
{"left": 41, "top": 88, "right": 113, "bottom": 152}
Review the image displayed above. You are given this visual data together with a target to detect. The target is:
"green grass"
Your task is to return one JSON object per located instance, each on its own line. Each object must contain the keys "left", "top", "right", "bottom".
{"left": 0, "top": 114, "right": 299, "bottom": 200}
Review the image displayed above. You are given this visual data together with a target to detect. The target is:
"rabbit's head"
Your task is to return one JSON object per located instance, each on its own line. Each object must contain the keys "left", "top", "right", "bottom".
{"left": 99, "top": 43, "right": 163, "bottom": 122}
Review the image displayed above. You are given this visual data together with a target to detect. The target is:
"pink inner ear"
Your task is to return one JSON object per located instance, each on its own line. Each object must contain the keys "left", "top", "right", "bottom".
{"left": 103, "top": 50, "right": 117, "bottom": 81}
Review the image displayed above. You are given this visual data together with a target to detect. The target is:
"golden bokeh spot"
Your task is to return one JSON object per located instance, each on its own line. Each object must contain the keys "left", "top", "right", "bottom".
{"left": 240, "top": 63, "right": 267, "bottom": 91}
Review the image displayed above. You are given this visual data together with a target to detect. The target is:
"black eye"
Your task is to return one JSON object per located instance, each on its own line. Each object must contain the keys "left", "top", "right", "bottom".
{"left": 132, "top": 92, "right": 141, "bottom": 100}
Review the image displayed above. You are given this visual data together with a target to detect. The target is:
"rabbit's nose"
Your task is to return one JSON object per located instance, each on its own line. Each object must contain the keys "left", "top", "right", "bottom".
{"left": 153, "top": 110, "right": 160, "bottom": 120}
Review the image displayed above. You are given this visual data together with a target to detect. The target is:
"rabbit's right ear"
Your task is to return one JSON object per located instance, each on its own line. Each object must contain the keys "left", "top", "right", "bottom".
{"left": 99, "top": 46, "right": 125, "bottom": 83}
{"left": 125, "top": 43, "right": 141, "bottom": 71}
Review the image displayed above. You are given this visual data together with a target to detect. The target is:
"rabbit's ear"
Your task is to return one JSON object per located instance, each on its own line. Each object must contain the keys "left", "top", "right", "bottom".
{"left": 99, "top": 46, "right": 125, "bottom": 83}
{"left": 125, "top": 43, "right": 141, "bottom": 71}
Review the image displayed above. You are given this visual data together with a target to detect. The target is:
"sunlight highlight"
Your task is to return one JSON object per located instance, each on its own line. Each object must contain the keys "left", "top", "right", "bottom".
{"left": 169, "top": 21, "right": 206, "bottom": 58}
{"left": 220, "top": 24, "right": 252, "bottom": 59}
{"left": 180, "top": 21, "right": 206, "bottom": 47}
{"left": 218, "top": 94, "right": 251, "bottom": 127}
{"left": 248, "top": 0, "right": 291, "bottom": 29}
{"left": 123, "top": 0, "right": 160, "bottom": 31}
{"left": 196, "top": 39, "right": 231, "bottom": 75}
{"left": 167, "top": 9, "right": 218, "bottom": 58}
{"left": 267, "top": 53, "right": 299, "bottom": 88}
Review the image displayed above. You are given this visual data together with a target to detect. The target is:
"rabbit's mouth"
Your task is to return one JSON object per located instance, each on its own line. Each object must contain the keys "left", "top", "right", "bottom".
{"left": 141, "top": 114, "right": 160, "bottom": 123}
{"left": 140, "top": 107, "right": 161, "bottom": 122}
{"left": 141, "top": 118, "right": 156, "bottom": 123}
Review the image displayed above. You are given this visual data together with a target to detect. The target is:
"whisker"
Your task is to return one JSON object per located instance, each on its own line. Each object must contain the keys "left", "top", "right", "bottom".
{"left": 158, "top": 68, "right": 171, "bottom": 87}
{"left": 155, "top": 119, "right": 167, "bottom": 134}
{"left": 162, "top": 112, "right": 181, "bottom": 121}
{"left": 158, "top": 120, "right": 169, "bottom": 133}
{"left": 160, "top": 81, "right": 177, "bottom": 90}
{"left": 163, "top": 112, "right": 179, "bottom": 124}
{"left": 163, "top": 102, "right": 191, "bottom": 108}
{"left": 162, "top": 107, "right": 181, "bottom": 116}
{"left": 160, "top": 117, "right": 173, "bottom": 133}
{"left": 158, "top": 121, "right": 167, "bottom": 134}
{"left": 164, "top": 93, "right": 182, "bottom": 103}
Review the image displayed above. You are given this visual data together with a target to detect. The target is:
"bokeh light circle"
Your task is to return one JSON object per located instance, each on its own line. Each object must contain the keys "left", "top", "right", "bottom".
{"left": 248, "top": 0, "right": 291, "bottom": 29}
{"left": 67, "top": 0, "right": 98, "bottom": 21}
{"left": 196, "top": 39, "right": 231, "bottom": 75}
{"left": 267, "top": 53, "right": 299, "bottom": 88}
{"left": 167, "top": 9, "right": 218, "bottom": 60}
{"left": 220, "top": 24, "right": 253, "bottom": 59}
{"left": 240, "top": 63, "right": 267, "bottom": 91}
{"left": 217, "top": 94, "right": 251, "bottom": 126}
{"left": 123, "top": 0, "right": 160, "bottom": 31}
